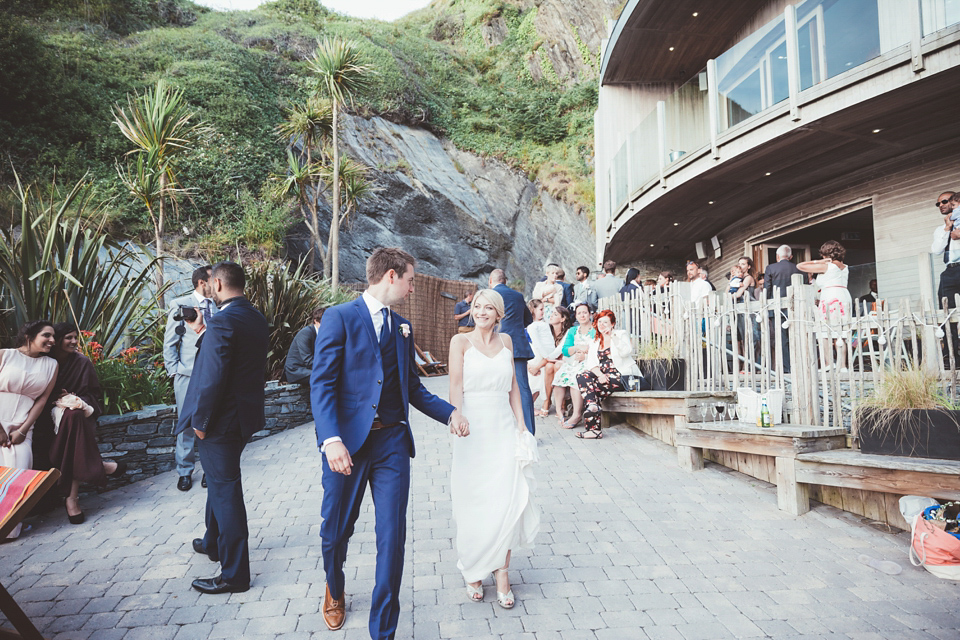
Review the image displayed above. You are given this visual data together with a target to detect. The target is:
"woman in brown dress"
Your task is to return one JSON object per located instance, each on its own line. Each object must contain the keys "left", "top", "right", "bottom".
{"left": 43, "top": 323, "right": 126, "bottom": 524}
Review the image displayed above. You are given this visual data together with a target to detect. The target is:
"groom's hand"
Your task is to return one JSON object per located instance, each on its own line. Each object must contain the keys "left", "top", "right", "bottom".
{"left": 325, "top": 442, "right": 353, "bottom": 475}
{"left": 449, "top": 410, "right": 470, "bottom": 437}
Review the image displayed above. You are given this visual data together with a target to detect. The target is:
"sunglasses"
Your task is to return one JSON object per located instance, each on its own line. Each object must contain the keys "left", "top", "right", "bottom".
{"left": 937, "top": 198, "right": 953, "bottom": 208}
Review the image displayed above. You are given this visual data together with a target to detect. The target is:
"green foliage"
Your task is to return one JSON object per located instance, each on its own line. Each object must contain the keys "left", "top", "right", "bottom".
{"left": 244, "top": 259, "right": 357, "bottom": 379}
{"left": 81, "top": 340, "right": 173, "bottom": 414}
{"left": 0, "top": 174, "right": 168, "bottom": 355}
{"left": 238, "top": 189, "right": 295, "bottom": 255}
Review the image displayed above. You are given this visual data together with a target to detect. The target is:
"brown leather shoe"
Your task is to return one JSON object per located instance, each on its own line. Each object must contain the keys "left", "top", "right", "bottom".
{"left": 323, "top": 583, "right": 345, "bottom": 631}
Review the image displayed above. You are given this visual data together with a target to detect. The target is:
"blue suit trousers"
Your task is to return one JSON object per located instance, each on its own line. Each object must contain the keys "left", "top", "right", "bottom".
{"left": 321, "top": 426, "right": 410, "bottom": 640}
{"left": 514, "top": 358, "right": 535, "bottom": 435}
{"left": 198, "top": 431, "right": 250, "bottom": 587}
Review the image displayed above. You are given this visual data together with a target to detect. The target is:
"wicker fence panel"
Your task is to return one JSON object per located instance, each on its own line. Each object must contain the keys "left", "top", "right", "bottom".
{"left": 343, "top": 273, "right": 477, "bottom": 366}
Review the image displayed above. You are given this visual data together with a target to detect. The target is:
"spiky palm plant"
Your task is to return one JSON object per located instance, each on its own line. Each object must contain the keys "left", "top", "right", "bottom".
{"left": 307, "top": 36, "right": 374, "bottom": 289}
{"left": 273, "top": 96, "right": 333, "bottom": 271}
{"left": 0, "top": 173, "right": 168, "bottom": 355}
{"left": 113, "top": 78, "right": 208, "bottom": 303}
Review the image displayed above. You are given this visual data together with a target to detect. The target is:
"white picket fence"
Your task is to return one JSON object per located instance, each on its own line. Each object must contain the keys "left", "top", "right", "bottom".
{"left": 602, "top": 274, "right": 960, "bottom": 430}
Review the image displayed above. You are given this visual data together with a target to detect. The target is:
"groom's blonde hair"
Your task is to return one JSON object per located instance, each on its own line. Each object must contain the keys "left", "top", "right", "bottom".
{"left": 472, "top": 288, "right": 505, "bottom": 323}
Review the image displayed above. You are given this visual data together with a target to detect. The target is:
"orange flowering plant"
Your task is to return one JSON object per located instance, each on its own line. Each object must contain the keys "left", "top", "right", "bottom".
{"left": 80, "top": 332, "right": 173, "bottom": 414}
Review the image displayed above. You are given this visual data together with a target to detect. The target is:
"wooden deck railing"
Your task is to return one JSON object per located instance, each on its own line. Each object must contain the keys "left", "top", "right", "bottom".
{"left": 602, "top": 274, "right": 960, "bottom": 431}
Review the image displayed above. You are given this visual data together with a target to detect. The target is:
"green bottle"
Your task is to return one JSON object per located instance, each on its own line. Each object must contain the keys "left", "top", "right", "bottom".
{"left": 760, "top": 397, "right": 772, "bottom": 428}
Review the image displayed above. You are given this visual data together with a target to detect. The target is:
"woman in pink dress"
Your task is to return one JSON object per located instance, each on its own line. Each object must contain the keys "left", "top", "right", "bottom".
{"left": 0, "top": 321, "right": 58, "bottom": 539}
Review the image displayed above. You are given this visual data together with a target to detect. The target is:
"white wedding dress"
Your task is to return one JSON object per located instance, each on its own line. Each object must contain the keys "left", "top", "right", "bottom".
{"left": 452, "top": 337, "right": 539, "bottom": 582}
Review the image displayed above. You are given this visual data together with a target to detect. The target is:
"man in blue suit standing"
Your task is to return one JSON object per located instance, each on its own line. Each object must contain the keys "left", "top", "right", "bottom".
{"left": 488, "top": 268, "right": 536, "bottom": 435}
{"left": 176, "top": 261, "right": 269, "bottom": 595}
{"left": 312, "top": 248, "right": 469, "bottom": 639}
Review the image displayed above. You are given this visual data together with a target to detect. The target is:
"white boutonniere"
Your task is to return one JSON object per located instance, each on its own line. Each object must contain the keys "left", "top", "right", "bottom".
{"left": 399, "top": 323, "right": 410, "bottom": 338}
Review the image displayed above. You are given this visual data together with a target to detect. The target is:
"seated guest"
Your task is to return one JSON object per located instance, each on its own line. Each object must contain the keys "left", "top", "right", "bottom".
{"left": 285, "top": 308, "right": 324, "bottom": 385}
{"left": 42, "top": 323, "right": 126, "bottom": 524}
{"left": 553, "top": 303, "right": 593, "bottom": 428}
{"left": 453, "top": 291, "right": 475, "bottom": 334}
{"left": 574, "top": 310, "right": 647, "bottom": 440}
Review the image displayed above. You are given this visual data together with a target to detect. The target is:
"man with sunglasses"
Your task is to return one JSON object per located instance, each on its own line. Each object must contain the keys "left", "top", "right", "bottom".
{"left": 931, "top": 190, "right": 960, "bottom": 362}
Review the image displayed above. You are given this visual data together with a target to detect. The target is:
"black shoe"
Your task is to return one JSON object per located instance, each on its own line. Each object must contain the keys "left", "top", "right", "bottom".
{"left": 201, "top": 474, "right": 207, "bottom": 488}
{"left": 107, "top": 461, "right": 127, "bottom": 478}
{"left": 65, "top": 502, "right": 85, "bottom": 525}
{"left": 192, "top": 538, "right": 219, "bottom": 562}
{"left": 192, "top": 574, "right": 249, "bottom": 595}
{"left": 177, "top": 475, "right": 193, "bottom": 492}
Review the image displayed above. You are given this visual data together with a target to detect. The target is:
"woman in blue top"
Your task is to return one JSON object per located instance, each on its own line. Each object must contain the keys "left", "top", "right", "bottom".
{"left": 551, "top": 303, "right": 595, "bottom": 428}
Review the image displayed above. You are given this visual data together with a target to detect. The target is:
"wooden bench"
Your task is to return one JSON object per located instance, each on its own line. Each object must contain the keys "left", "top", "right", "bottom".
{"left": 674, "top": 421, "right": 847, "bottom": 516}
{"left": 603, "top": 391, "right": 737, "bottom": 445}
{"left": 794, "top": 450, "right": 960, "bottom": 522}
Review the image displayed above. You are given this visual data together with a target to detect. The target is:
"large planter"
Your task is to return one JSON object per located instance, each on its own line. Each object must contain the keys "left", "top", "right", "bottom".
{"left": 856, "top": 408, "right": 960, "bottom": 460}
{"left": 638, "top": 358, "right": 686, "bottom": 391}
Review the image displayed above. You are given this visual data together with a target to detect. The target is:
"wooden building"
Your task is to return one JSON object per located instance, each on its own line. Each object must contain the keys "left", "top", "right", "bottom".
{"left": 595, "top": 0, "right": 960, "bottom": 303}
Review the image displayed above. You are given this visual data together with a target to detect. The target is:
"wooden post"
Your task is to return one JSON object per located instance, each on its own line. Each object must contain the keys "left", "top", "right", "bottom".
{"left": 675, "top": 415, "right": 704, "bottom": 471}
{"left": 776, "top": 456, "right": 810, "bottom": 516}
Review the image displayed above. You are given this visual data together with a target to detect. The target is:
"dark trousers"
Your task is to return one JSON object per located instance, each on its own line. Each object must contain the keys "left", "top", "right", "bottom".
{"left": 514, "top": 358, "right": 535, "bottom": 435}
{"left": 939, "top": 267, "right": 960, "bottom": 360}
{"left": 576, "top": 370, "right": 623, "bottom": 431}
{"left": 321, "top": 426, "right": 410, "bottom": 640}
{"left": 197, "top": 430, "right": 250, "bottom": 586}
{"left": 769, "top": 311, "right": 791, "bottom": 373}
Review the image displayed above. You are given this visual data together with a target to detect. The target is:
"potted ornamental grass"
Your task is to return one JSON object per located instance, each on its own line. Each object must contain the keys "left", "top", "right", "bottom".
{"left": 636, "top": 336, "right": 686, "bottom": 391}
{"left": 855, "top": 364, "right": 960, "bottom": 460}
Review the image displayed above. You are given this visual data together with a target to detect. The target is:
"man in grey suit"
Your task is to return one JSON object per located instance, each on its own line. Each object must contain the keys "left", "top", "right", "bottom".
{"left": 488, "top": 269, "right": 536, "bottom": 434}
{"left": 164, "top": 265, "right": 216, "bottom": 491}
{"left": 284, "top": 308, "right": 324, "bottom": 385}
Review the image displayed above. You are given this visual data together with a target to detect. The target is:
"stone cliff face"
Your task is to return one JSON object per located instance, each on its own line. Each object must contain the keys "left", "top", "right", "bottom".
{"left": 295, "top": 114, "right": 595, "bottom": 293}
{"left": 525, "top": 0, "right": 620, "bottom": 84}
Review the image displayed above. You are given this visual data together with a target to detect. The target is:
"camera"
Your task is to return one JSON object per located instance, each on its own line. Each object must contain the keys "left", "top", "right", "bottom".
{"left": 173, "top": 305, "right": 199, "bottom": 323}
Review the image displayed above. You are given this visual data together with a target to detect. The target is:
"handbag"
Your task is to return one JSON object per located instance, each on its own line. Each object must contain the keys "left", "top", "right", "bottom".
{"left": 909, "top": 513, "right": 960, "bottom": 580}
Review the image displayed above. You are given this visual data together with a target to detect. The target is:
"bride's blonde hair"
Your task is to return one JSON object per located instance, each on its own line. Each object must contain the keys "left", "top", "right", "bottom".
{"left": 472, "top": 288, "right": 505, "bottom": 325}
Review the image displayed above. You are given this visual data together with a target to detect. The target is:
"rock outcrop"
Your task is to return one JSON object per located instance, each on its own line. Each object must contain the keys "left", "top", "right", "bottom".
{"left": 294, "top": 114, "right": 595, "bottom": 293}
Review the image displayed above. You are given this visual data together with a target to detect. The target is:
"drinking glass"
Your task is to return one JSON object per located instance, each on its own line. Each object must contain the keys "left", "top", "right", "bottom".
{"left": 714, "top": 401, "right": 726, "bottom": 422}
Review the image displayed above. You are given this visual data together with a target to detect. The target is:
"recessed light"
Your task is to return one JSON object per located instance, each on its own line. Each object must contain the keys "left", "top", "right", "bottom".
{"left": 765, "top": 172, "right": 771, "bottom": 176}
{"left": 692, "top": 12, "right": 699, "bottom": 17}
{"left": 708, "top": 201, "right": 714, "bottom": 205}
{"left": 649, "top": 244, "right": 655, "bottom": 247}
{"left": 872, "top": 128, "right": 882, "bottom": 134}
{"left": 673, "top": 222, "right": 679, "bottom": 226}
{"left": 669, "top": 47, "right": 675, "bottom": 51}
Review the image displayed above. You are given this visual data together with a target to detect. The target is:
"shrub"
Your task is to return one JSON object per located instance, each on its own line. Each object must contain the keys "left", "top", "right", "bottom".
{"left": 239, "top": 189, "right": 295, "bottom": 255}
{"left": 80, "top": 333, "right": 173, "bottom": 414}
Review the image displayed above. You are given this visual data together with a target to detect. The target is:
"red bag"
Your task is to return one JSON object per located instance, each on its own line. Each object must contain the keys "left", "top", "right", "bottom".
{"left": 910, "top": 514, "right": 960, "bottom": 580}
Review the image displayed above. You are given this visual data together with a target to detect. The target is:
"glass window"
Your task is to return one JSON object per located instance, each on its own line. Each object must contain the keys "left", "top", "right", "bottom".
{"left": 716, "top": 16, "right": 789, "bottom": 131}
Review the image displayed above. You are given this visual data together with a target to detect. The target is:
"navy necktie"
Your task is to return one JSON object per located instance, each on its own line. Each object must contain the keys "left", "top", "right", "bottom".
{"left": 379, "top": 308, "right": 389, "bottom": 346}
{"left": 946, "top": 233, "right": 952, "bottom": 265}
{"left": 202, "top": 299, "right": 213, "bottom": 323}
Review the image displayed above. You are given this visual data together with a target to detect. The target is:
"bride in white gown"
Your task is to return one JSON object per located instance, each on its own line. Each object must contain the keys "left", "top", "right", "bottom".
{"left": 448, "top": 288, "right": 539, "bottom": 609}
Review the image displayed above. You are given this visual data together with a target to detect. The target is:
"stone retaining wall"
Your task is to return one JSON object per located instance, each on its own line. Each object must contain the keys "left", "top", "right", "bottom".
{"left": 96, "top": 381, "right": 312, "bottom": 487}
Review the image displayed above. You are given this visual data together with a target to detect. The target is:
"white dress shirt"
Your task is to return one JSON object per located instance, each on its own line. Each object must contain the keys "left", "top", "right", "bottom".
{"left": 689, "top": 278, "right": 712, "bottom": 304}
{"left": 931, "top": 225, "right": 960, "bottom": 264}
{"left": 322, "top": 291, "right": 392, "bottom": 453}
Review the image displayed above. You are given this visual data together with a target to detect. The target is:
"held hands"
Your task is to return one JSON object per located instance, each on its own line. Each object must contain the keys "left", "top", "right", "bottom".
{"left": 449, "top": 409, "right": 470, "bottom": 437}
{"left": 325, "top": 441, "right": 353, "bottom": 475}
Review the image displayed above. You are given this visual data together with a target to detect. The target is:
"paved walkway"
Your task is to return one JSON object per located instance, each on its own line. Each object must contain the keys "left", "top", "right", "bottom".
{"left": 4, "top": 376, "right": 959, "bottom": 639}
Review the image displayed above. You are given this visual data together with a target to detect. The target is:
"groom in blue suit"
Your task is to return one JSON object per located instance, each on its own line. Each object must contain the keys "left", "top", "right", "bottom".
{"left": 311, "top": 248, "right": 469, "bottom": 639}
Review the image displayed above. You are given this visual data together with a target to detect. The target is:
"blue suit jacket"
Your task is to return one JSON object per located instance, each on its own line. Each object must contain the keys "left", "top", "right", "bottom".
{"left": 175, "top": 297, "right": 269, "bottom": 442}
{"left": 493, "top": 283, "right": 534, "bottom": 360}
{"left": 310, "top": 296, "right": 454, "bottom": 457}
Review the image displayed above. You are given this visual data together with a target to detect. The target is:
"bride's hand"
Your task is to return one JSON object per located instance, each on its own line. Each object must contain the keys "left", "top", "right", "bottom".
{"left": 449, "top": 409, "right": 469, "bottom": 437}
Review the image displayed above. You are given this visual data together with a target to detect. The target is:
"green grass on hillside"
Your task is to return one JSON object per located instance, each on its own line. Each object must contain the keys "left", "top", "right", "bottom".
{"left": 0, "top": 0, "right": 599, "bottom": 253}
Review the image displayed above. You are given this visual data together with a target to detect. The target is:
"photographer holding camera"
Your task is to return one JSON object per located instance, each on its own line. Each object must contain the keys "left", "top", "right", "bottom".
{"left": 163, "top": 265, "right": 216, "bottom": 491}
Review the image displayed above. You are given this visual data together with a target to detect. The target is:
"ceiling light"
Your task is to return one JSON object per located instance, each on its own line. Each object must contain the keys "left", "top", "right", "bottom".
{"left": 692, "top": 12, "right": 699, "bottom": 17}
{"left": 708, "top": 201, "right": 714, "bottom": 205}
{"left": 765, "top": 172, "right": 771, "bottom": 176}
{"left": 650, "top": 244, "right": 655, "bottom": 247}
{"left": 669, "top": 47, "right": 675, "bottom": 51}
{"left": 872, "top": 128, "right": 882, "bottom": 134}
{"left": 673, "top": 222, "right": 679, "bottom": 226}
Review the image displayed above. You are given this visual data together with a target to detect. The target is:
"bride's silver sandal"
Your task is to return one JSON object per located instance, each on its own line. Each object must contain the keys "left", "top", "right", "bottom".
{"left": 466, "top": 581, "right": 483, "bottom": 602}
{"left": 493, "top": 569, "right": 514, "bottom": 609}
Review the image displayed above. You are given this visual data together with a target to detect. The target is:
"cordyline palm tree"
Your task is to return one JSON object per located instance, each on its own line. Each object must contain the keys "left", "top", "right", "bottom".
{"left": 273, "top": 96, "right": 333, "bottom": 272}
{"left": 308, "top": 36, "right": 374, "bottom": 289}
{"left": 319, "top": 153, "right": 377, "bottom": 231}
{"left": 113, "top": 78, "right": 208, "bottom": 304}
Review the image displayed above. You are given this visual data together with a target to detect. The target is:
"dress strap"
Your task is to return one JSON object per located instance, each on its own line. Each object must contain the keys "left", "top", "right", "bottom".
{"left": 498, "top": 333, "right": 507, "bottom": 350}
